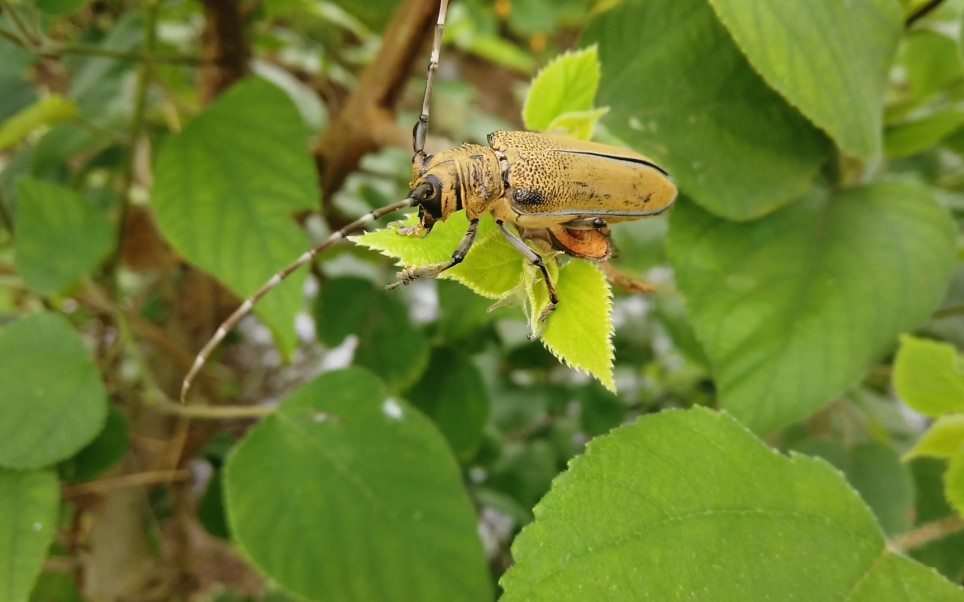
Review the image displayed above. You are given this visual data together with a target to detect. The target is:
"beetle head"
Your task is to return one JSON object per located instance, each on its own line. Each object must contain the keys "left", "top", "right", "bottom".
{"left": 408, "top": 153, "right": 463, "bottom": 235}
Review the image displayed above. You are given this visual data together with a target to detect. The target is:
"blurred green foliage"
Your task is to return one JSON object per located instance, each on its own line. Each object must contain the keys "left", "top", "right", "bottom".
{"left": 1, "top": 0, "right": 964, "bottom": 600}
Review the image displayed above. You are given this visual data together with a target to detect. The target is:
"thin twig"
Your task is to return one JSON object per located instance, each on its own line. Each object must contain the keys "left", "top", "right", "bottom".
{"left": 0, "top": 0, "right": 40, "bottom": 46}
{"left": 933, "top": 304, "right": 964, "bottom": 319}
{"left": 906, "top": 0, "right": 947, "bottom": 26}
{"left": 106, "top": 0, "right": 160, "bottom": 280}
{"left": 889, "top": 516, "right": 964, "bottom": 552}
{"left": 63, "top": 469, "right": 192, "bottom": 497}
{"left": 0, "top": 186, "right": 14, "bottom": 237}
{"left": 151, "top": 398, "right": 276, "bottom": 419}
{"left": 38, "top": 44, "right": 203, "bottom": 66}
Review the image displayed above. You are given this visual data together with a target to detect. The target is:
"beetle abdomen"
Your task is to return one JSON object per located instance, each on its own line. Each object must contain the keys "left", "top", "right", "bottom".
{"left": 488, "top": 130, "right": 677, "bottom": 227}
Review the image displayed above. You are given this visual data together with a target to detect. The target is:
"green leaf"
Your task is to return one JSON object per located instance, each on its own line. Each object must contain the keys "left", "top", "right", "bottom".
{"left": 15, "top": 179, "right": 114, "bottom": 296}
{"left": 354, "top": 212, "right": 520, "bottom": 299}
{"left": 949, "top": 446, "right": 964, "bottom": 517}
{"left": 906, "top": 415, "right": 964, "bottom": 460}
{"left": 909, "top": 458, "right": 964, "bottom": 581}
{"left": 523, "top": 46, "right": 601, "bottom": 132}
{"left": 357, "top": 215, "right": 616, "bottom": 390}
{"left": 60, "top": 404, "right": 129, "bottom": 483}
{"left": 314, "top": 277, "right": 429, "bottom": 390}
{"left": 668, "top": 183, "right": 956, "bottom": 434}
{"left": 35, "top": 0, "right": 88, "bottom": 16}
{"left": 707, "top": 0, "right": 901, "bottom": 158}
{"left": 545, "top": 107, "right": 610, "bottom": 140}
{"left": 0, "top": 469, "right": 59, "bottom": 602}
{"left": 0, "top": 44, "right": 37, "bottom": 122}
{"left": 500, "top": 407, "right": 964, "bottom": 601}
{"left": 436, "top": 280, "right": 498, "bottom": 342}
{"left": 407, "top": 348, "right": 490, "bottom": 461}
{"left": 0, "top": 96, "right": 76, "bottom": 151}
{"left": 902, "top": 30, "right": 964, "bottom": 104}
{"left": 224, "top": 368, "right": 491, "bottom": 602}
{"left": 792, "top": 438, "right": 915, "bottom": 536}
{"left": 153, "top": 78, "right": 318, "bottom": 357}
{"left": 894, "top": 335, "right": 964, "bottom": 417}
{"left": 537, "top": 259, "right": 615, "bottom": 392}
{"left": 885, "top": 109, "right": 964, "bottom": 159}
{"left": 0, "top": 313, "right": 108, "bottom": 469}
{"left": 584, "top": 0, "right": 831, "bottom": 220}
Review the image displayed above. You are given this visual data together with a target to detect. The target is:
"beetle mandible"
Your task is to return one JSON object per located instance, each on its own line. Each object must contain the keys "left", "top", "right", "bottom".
{"left": 180, "top": 0, "right": 677, "bottom": 402}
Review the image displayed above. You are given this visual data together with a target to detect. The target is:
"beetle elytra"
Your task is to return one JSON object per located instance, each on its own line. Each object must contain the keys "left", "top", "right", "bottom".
{"left": 181, "top": 0, "right": 677, "bottom": 402}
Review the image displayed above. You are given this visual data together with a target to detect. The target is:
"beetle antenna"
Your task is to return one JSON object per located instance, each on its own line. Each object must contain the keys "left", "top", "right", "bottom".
{"left": 180, "top": 197, "right": 418, "bottom": 403}
{"left": 413, "top": 0, "right": 450, "bottom": 159}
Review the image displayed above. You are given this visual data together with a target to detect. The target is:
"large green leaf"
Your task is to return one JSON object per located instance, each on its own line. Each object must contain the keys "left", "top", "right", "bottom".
{"left": 791, "top": 438, "right": 914, "bottom": 536}
{"left": 668, "top": 183, "right": 956, "bottom": 434}
{"left": 0, "top": 469, "right": 59, "bottom": 602}
{"left": 15, "top": 179, "right": 113, "bottom": 296}
{"left": 584, "top": 0, "right": 830, "bottom": 220}
{"left": 0, "top": 313, "right": 108, "bottom": 469}
{"left": 153, "top": 78, "right": 318, "bottom": 356}
{"left": 224, "top": 368, "right": 491, "bottom": 602}
{"left": 707, "top": 0, "right": 902, "bottom": 158}
{"left": 406, "top": 348, "right": 490, "bottom": 461}
{"left": 500, "top": 407, "right": 964, "bottom": 601}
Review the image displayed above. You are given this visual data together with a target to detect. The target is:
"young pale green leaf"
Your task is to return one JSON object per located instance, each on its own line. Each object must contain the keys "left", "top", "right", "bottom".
{"left": 358, "top": 216, "right": 616, "bottom": 390}
{"left": 905, "top": 415, "right": 964, "bottom": 461}
{"left": 523, "top": 46, "right": 600, "bottom": 132}
{"left": 353, "top": 212, "right": 521, "bottom": 299}
{"left": 894, "top": 335, "right": 964, "bottom": 417}
{"left": 545, "top": 107, "right": 610, "bottom": 140}
{"left": 0, "top": 469, "right": 59, "bottom": 602}
{"left": 584, "top": 0, "right": 830, "bottom": 221}
{"left": 153, "top": 78, "right": 318, "bottom": 357}
{"left": 668, "top": 183, "right": 956, "bottom": 434}
{"left": 314, "top": 277, "right": 429, "bottom": 390}
{"left": 15, "top": 178, "right": 113, "bottom": 296}
{"left": 407, "top": 348, "right": 490, "bottom": 461}
{"left": 500, "top": 407, "right": 964, "bottom": 601}
{"left": 949, "top": 447, "right": 964, "bottom": 518}
{"left": 707, "top": 0, "right": 901, "bottom": 158}
{"left": 533, "top": 258, "right": 614, "bottom": 392}
{"left": 0, "top": 95, "right": 76, "bottom": 151}
{"left": 224, "top": 368, "right": 492, "bottom": 602}
{"left": 0, "top": 313, "right": 108, "bottom": 469}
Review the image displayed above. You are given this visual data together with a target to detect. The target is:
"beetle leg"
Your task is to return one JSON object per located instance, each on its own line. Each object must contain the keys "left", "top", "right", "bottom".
{"left": 387, "top": 218, "right": 480, "bottom": 288}
{"left": 563, "top": 217, "right": 609, "bottom": 231}
{"left": 496, "top": 220, "right": 559, "bottom": 340}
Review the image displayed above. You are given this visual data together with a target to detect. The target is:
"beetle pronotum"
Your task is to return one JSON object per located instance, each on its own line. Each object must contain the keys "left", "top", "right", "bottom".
{"left": 180, "top": 0, "right": 677, "bottom": 402}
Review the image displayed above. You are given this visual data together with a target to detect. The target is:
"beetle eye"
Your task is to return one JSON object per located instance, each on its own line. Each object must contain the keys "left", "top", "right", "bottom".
{"left": 412, "top": 175, "right": 443, "bottom": 219}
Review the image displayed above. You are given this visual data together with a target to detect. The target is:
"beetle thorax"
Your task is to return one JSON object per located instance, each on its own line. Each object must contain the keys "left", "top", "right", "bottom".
{"left": 413, "top": 144, "right": 503, "bottom": 222}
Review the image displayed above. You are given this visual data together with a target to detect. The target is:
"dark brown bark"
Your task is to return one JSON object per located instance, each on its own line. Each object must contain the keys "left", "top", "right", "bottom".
{"left": 315, "top": 0, "right": 438, "bottom": 204}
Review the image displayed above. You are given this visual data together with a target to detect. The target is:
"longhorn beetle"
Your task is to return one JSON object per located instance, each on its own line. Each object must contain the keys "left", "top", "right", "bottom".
{"left": 180, "top": 0, "right": 677, "bottom": 402}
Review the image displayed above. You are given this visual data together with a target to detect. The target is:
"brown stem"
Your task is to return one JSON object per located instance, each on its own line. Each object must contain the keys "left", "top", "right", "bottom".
{"left": 199, "top": 0, "right": 251, "bottom": 104}
{"left": 315, "top": 0, "right": 438, "bottom": 204}
{"left": 889, "top": 516, "right": 964, "bottom": 552}
{"left": 64, "top": 469, "right": 192, "bottom": 498}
